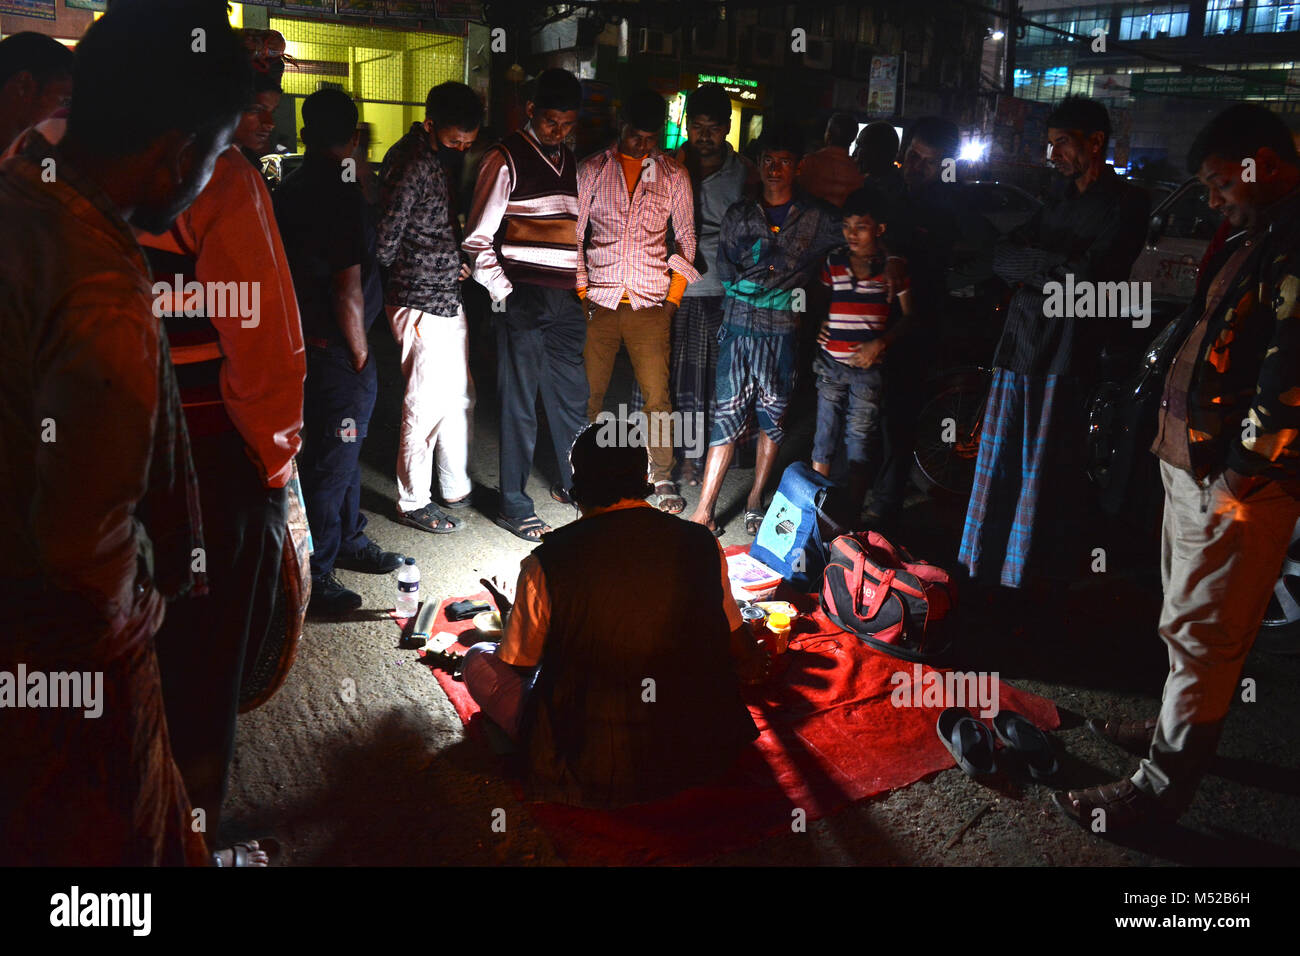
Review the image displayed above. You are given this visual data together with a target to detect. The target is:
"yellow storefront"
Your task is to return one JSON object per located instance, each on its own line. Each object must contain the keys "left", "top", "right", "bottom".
{"left": 270, "top": 15, "right": 465, "bottom": 162}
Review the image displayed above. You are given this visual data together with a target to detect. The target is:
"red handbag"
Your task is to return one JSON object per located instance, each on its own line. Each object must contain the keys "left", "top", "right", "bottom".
{"left": 820, "top": 531, "right": 955, "bottom": 663}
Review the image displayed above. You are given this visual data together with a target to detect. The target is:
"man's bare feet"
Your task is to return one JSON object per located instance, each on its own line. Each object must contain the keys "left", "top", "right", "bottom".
{"left": 213, "top": 840, "right": 269, "bottom": 867}
{"left": 689, "top": 511, "right": 723, "bottom": 537}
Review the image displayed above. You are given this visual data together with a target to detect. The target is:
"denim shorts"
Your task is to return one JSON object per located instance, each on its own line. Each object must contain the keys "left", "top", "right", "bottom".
{"left": 811, "top": 350, "right": 884, "bottom": 466}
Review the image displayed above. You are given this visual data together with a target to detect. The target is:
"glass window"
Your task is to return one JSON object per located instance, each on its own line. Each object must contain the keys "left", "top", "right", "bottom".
{"left": 1023, "top": 6, "right": 1112, "bottom": 45}
{"left": 1119, "top": 4, "right": 1190, "bottom": 40}
{"left": 1204, "top": 0, "right": 1246, "bottom": 35}
{"left": 1248, "top": 1, "right": 1300, "bottom": 33}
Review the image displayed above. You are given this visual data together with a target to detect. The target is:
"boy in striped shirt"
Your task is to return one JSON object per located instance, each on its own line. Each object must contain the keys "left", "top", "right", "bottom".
{"left": 812, "top": 187, "right": 913, "bottom": 515}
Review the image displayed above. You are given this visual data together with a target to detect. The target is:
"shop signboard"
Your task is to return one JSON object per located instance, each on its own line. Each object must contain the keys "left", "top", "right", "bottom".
{"left": 696, "top": 72, "right": 759, "bottom": 104}
{"left": 0, "top": 0, "right": 55, "bottom": 19}
{"left": 1131, "top": 70, "right": 1290, "bottom": 100}
{"left": 867, "top": 55, "right": 898, "bottom": 115}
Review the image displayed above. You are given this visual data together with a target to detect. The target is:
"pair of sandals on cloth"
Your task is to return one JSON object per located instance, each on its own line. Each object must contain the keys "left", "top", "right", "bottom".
{"left": 493, "top": 481, "right": 687, "bottom": 543}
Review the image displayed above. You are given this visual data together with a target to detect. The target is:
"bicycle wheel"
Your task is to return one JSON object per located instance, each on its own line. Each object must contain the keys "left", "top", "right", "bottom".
{"left": 912, "top": 367, "right": 992, "bottom": 497}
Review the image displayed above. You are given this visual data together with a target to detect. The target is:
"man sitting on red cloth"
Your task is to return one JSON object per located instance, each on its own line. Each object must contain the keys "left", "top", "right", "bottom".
{"left": 464, "top": 422, "right": 767, "bottom": 807}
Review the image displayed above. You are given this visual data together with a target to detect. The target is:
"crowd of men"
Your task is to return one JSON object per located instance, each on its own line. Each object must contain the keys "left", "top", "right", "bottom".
{"left": 1, "top": 0, "right": 1298, "bottom": 864}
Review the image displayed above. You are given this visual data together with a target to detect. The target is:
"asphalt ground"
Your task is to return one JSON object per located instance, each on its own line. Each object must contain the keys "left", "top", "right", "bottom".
{"left": 223, "top": 312, "right": 1300, "bottom": 868}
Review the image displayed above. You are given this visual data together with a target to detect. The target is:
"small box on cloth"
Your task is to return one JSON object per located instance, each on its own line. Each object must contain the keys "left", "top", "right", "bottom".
{"left": 726, "top": 552, "right": 783, "bottom": 602}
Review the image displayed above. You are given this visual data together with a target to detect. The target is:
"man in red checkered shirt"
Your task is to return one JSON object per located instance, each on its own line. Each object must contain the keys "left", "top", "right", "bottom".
{"left": 576, "top": 89, "right": 699, "bottom": 514}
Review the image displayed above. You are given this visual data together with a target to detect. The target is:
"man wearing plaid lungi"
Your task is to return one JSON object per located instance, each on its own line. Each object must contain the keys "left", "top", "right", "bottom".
{"left": 959, "top": 97, "right": 1147, "bottom": 588}
{"left": 690, "top": 122, "right": 842, "bottom": 536}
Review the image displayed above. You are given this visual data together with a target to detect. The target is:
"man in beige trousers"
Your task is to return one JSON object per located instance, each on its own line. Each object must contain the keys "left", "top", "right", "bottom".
{"left": 1055, "top": 103, "right": 1300, "bottom": 830}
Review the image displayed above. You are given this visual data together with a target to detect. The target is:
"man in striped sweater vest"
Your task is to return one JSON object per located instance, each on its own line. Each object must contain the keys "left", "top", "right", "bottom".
{"left": 464, "top": 68, "right": 589, "bottom": 542}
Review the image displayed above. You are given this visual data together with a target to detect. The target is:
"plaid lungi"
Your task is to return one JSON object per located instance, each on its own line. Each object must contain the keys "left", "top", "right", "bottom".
{"left": 633, "top": 296, "right": 758, "bottom": 460}
{"left": 671, "top": 296, "right": 724, "bottom": 434}
{"left": 958, "top": 369, "right": 1064, "bottom": 589}
{"left": 709, "top": 324, "right": 799, "bottom": 446}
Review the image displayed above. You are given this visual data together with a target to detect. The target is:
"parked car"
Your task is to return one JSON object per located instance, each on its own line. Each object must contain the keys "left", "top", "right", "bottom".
{"left": 1130, "top": 178, "right": 1220, "bottom": 307}
{"left": 259, "top": 151, "right": 305, "bottom": 191}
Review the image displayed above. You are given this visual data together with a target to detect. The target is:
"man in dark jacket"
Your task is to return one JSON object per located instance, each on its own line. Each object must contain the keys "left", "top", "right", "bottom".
{"left": 1056, "top": 104, "right": 1300, "bottom": 830}
{"left": 959, "top": 97, "right": 1149, "bottom": 589}
{"left": 463, "top": 423, "right": 765, "bottom": 807}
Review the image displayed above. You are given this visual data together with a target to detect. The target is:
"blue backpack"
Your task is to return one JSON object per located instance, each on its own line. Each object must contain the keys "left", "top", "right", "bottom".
{"left": 750, "top": 462, "right": 841, "bottom": 592}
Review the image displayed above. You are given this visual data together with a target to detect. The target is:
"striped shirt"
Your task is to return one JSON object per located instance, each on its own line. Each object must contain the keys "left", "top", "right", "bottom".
{"left": 575, "top": 145, "right": 699, "bottom": 310}
{"left": 818, "top": 250, "right": 906, "bottom": 364}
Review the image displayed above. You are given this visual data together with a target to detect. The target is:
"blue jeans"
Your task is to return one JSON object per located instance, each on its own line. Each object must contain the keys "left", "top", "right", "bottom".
{"left": 811, "top": 351, "right": 884, "bottom": 467}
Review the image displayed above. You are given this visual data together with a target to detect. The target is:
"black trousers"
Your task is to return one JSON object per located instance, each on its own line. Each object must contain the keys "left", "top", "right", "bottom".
{"left": 155, "top": 427, "right": 286, "bottom": 843}
{"left": 299, "top": 342, "right": 377, "bottom": 578}
{"left": 496, "top": 283, "right": 589, "bottom": 519}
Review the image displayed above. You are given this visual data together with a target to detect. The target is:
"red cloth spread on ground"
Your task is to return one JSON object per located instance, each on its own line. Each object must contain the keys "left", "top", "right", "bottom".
{"left": 400, "top": 574, "right": 1058, "bottom": 865}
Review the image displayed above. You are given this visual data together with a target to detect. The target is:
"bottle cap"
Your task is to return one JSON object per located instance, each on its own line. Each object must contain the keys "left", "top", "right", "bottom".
{"left": 404, "top": 557, "right": 415, "bottom": 565}
{"left": 767, "top": 612, "right": 790, "bottom": 629}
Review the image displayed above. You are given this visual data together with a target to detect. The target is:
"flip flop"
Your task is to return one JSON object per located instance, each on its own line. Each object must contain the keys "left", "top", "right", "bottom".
{"left": 743, "top": 510, "right": 764, "bottom": 536}
{"left": 494, "top": 513, "right": 551, "bottom": 543}
{"left": 992, "top": 710, "right": 1059, "bottom": 781}
{"left": 936, "top": 707, "right": 998, "bottom": 778}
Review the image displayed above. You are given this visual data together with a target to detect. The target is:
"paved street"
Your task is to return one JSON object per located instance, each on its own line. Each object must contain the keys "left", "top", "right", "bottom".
{"left": 225, "top": 317, "right": 1300, "bottom": 866}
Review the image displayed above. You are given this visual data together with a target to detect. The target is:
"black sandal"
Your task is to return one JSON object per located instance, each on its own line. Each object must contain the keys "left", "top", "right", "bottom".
{"left": 396, "top": 503, "right": 462, "bottom": 534}
{"left": 494, "top": 513, "right": 551, "bottom": 542}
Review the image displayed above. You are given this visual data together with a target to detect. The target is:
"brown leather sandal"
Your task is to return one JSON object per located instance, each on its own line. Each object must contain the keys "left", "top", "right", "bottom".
{"left": 1087, "top": 716, "right": 1158, "bottom": 754}
{"left": 1050, "top": 778, "right": 1163, "bottom": 831}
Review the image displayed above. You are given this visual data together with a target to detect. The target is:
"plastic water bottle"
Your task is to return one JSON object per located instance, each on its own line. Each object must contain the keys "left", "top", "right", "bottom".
{"left": 396, "top": 557, "right": 420, "bottom": 617}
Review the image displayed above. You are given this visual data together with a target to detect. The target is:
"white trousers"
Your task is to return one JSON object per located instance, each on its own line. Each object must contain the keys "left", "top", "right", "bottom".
{"left": 387, "top": 305, "right": 475, "bottom": 513}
